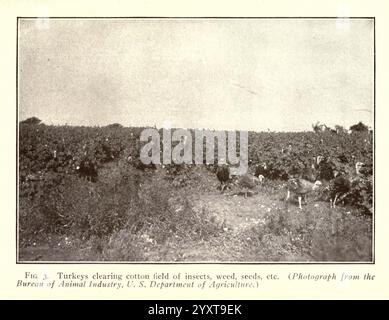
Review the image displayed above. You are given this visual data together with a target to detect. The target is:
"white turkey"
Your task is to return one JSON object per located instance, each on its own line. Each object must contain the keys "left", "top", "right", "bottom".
{"left": 286, "top": 178, "right": 322, "bottom": 209}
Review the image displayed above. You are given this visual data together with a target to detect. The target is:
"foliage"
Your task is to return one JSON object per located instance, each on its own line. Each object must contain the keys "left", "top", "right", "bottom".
{"left": 350, "top": 121, "right": 369, "bottom": 133}
{"left": 245, "top": 207, "right": 372, "bottom": 261}
{"left": 18, "top": 121, "right": 373, "bottom": 260}
{"left": 20, "top": 117, "right": 42, "bottom": 125}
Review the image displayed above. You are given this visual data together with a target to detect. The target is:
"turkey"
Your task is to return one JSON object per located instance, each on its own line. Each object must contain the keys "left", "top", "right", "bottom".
{"left": 315, "top": 157, "right": 336, "bottom": 183}
{"left": 328, "top": 173, "right": 351, "bottom": 208}
{"left": 216, "top": 164, "right": 231, "bottom": 192}
{"left": 255, "top": 162, "right": 269, "bottom": 178}
{"left": 300, "top": 165, "right": 316, "bottom": 182}
{"left": 355, "top": 161, "right": 369, "bottom": 178}
{"left": 329, "top": 162, "right": 369, "bottom": 208}
{"left": 234, "top": 173, "right": 263, "bottom": 197}
{"left": 76, "top": 158, "right": 98, "bottom": 182}
{"left": 286, "top": 178, "right": 322, "bottom": 209}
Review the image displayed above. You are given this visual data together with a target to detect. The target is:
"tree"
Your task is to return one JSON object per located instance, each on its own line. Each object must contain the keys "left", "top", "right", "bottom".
{"left": 349, "top": 122, "right": 368, "bottom": 133}
{"left": 312, "top": 121, "right": 323, "bottom": 133}
{"left": 335, "top": 125, "right": 347, "bottom": 134}
{"left": 106, "top": 123, "right": 122, "bottom": 129}
{"left": 312, "top": 122, "right": 334, "bottom": 133}
{"left": 20, "top": 117, "right": 42, "bottom": 125}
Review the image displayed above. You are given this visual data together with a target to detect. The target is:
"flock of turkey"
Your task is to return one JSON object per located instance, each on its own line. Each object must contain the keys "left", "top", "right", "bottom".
{"left": 216, "top": 157, "right": 372, "bottom": 210}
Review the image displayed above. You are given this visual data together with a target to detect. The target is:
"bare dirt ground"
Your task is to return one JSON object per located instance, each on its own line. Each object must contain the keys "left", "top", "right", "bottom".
{"left": 153, "top": 191, "right": 284, "bottom": 262}
{"left": 145, "top": 190, "right": 327, "bottom": 262}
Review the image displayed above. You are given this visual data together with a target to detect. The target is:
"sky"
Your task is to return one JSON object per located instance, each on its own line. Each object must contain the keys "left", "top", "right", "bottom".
{"left": 18, "top": 18, "right": 374, "bottom": 132}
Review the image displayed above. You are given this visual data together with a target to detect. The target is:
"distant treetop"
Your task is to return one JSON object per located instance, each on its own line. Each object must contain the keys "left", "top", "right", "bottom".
{"left": 312, "top": 121, "right": 370, "bottom": 134}
{"left": 349, "top": 121, "right": 369, "bottom": 133}
{"left": 20, "top": 117, "right": 42, "bottom": 125}
{"left": 106, "top": 123, "right": 123, "bottom": 128}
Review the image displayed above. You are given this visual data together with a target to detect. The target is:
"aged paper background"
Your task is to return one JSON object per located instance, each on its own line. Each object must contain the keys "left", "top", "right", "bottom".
{"left": 1, "top": 0, "right": 388, "bottom": 299}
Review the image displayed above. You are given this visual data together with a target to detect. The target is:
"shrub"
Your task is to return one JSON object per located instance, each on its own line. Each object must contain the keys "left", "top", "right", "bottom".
{"left": 243, "top": 206, "right": 372, "bottom": 262}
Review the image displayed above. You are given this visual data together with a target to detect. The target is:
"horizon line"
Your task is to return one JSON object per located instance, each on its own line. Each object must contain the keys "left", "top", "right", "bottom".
{"left": 18, "top": 118, "right": 373, "bottom": 133}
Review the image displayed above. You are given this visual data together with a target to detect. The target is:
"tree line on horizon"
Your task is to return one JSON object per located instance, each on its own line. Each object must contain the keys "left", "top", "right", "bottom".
{"left": 20, "top": 116, "right": 372, "bottom": 134}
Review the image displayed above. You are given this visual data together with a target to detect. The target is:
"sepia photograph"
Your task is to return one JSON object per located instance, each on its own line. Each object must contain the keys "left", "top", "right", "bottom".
{"left": 17, "top": 17, "right": 374, "bottom": 263}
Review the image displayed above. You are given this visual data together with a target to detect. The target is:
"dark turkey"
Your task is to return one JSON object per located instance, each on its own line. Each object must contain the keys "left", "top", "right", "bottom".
{"left": 254, "top": 162, "right": 269, "bottom": 178}
{"left": 216, "top": 165, "right": 231, "bottom": 192}
{"left": 316, "top": 160, "right": 336, "bottom": 182}
{"left": 329, "top": 162, "right": 368, "bottom": 208}
{"left": 76, "top": 158, "right": 98, "bottom": 182}
{"left": 329, "top": 174, "right": 351, "bottom": 208}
